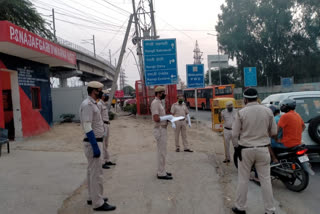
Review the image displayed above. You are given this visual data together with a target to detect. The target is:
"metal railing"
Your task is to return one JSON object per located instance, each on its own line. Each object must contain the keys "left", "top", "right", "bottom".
{"left": 56, "top": 37, "right": 116, "bottom": 70}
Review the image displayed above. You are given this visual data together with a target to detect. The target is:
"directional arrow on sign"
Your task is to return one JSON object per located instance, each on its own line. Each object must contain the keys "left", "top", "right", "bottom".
{"left": 169, "top": 59, "right": 175, "bottom": 64}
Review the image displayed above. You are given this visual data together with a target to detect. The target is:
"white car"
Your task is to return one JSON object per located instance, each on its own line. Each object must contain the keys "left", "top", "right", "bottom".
{"left": 262, "top": 91, "right": 320, "bottom": 162}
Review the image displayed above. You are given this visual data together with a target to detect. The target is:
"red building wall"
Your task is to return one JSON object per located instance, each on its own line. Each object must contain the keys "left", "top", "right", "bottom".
{"left": 0, "top": 62, "right": 12, "bottom": 129}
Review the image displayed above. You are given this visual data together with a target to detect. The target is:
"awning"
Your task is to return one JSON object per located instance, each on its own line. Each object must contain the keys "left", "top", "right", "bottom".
{"left": 0, "top": 21, "right": 76, "bottom": 67}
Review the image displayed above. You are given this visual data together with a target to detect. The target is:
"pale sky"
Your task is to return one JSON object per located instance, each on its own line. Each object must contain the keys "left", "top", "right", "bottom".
{"left": 31, "top": 0, "right": 226, "bottom": 87}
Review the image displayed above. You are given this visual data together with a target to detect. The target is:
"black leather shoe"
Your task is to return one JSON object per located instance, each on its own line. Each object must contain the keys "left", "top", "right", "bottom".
{"left": 105, "top": 161, "right": 116, "bottom": 166}
{"left": 102, "top": 163, "right": 110, "bottom": 169}
{"left": 232, "top": 207, "right": 246, "bottom": 214}
{"left": 176, "top": 148, "right": 180, "bottom": 152}
{"left": 87, "top": 198, "right": 108, "bottom": 205}
{"left": 223, "top": 159, "right": 230, "bottom": 163}
{"left": 93, "top": 202, "right": 116, "bottom": 211}
{"left": 166, "top": 172, "right": 172, "bottom": 176}
{"left": 157, "top": 175, "right": 173, "bottom": 180}
{"left": 184, "top": 149, "right": 193, "bottom": 152}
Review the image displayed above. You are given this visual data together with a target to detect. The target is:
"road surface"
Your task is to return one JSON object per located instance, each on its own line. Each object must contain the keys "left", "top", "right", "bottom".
{"left": 189, "top": 108, "right": 320, "bottom": 214}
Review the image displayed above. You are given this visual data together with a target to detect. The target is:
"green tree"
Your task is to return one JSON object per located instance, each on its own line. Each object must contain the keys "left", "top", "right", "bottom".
{"left": 123, "top": 85, "right": 135, "bottom": 96}
{"left": 205, "top": 66, "right": 241, "bottom": 87}
{"left": 216, "top": 0, "right": 320, "bottom": 86}
{"left": 0, "top": 0, "right": 53, "bottom": 40}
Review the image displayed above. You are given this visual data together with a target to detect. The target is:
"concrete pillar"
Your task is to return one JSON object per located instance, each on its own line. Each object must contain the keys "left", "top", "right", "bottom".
{"left": 10, "top": 71, "right": 23, "bottom": 140}
{"left": 59, "top": 77, "right": 68, "bottom": 88}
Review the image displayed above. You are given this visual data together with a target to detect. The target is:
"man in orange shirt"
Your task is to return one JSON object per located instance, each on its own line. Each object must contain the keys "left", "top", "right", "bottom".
{"left": 277, "top": 99, "right": 305, "bottom": 148}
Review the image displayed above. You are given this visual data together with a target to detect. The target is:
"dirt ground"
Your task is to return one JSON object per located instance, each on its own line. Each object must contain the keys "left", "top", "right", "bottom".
{"left": 41, "top": 114, "right": 230, "bottom": 214}
{"left": 8, "top": 113, "right": 291, "bottom": 214}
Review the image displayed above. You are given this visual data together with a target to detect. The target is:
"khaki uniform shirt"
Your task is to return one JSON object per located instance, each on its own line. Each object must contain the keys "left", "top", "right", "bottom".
{"left": 79, "top": 96, "right": 104, "bottom": 138}
{"left": 232, "top": 102, "right": 277, "bottom": 147}
{"left": 151, "top": 97, "right": 168, "bottom": 127}
{"left": 97, "top": 100, "right": 109, "bottom": 122}
{"left": 221, "top": 109, "right": 237, "bottom": 129}
{"left": 170, "top": 102, "right": 189, "bottom": 117}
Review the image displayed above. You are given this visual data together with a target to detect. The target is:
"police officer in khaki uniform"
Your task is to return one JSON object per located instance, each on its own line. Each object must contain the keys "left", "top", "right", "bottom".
{"left": 150, "top": 86, "right": 173, "bottom": 180}
{"left": 170, "top": 95, "right": 193, "bottom": 152}
{"left": 231, "top": 88, "right": 277, "bottom": 214}
{"left": 79, "top": 81, "right": 116, "bottom": 211}
{"left": 97, "top": 90, "right": 116, "bottom": 169}
{"left": 221, "top": 101, "right": 238, "bottom": 163}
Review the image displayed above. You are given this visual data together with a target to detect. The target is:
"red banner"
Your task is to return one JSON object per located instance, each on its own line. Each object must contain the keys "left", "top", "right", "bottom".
{"left": 0, "top": 21, "right": 76, "bottom": 65}
{"left": 115, "top": 90, "right": 124, "bottom": 98}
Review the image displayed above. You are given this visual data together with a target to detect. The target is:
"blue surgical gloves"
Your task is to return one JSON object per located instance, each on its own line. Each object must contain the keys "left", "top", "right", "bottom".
{"left": 86, "top": 130, "right": 101, "bottom": 158}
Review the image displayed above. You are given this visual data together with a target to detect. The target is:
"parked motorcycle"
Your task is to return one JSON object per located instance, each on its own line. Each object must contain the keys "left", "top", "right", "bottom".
{"left": 234, "top": 144, "right": 315, "bottom": 192}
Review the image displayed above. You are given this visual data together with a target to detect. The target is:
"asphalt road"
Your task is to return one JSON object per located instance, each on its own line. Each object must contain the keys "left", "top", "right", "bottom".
{"left": 190, "top": 108, "right": 320, "bottom": 213}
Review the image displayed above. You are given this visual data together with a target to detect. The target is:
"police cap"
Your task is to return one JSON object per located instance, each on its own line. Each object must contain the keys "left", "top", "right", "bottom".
{"left": 87, "top": 81, "right": 104, "bottom": 89}
{"left": 155, "top": 86, "right": 165, "bottom": 92}
{"left": 226, "top": 101, "right": 233, "bottom": 106}
{"left": 243, "top": 88, "right": 258, "bottom": 99}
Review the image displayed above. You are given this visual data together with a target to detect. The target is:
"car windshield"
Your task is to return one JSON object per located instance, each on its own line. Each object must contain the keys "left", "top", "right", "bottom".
{"left": 294, "top": 97, "right": 320, "bottom": 122}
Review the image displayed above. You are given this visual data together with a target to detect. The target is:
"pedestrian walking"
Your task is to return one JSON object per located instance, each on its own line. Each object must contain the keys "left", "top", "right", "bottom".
{"left": 232, "top": 88, "right": 277, "bottom": 214}
{"left": 79, "top": 81, "right": 116, "bottom": 211}
{"left": 97, "top": 90, "right": 116, "bottom": 169}
{"left": 221, "top": 101, "right": 238, "bottom": 163}
{"left": 170, "top": 95, "right": 193, "bottom": 152}
{"left": 150, "top": 86, "right": 173, "bottom": 180}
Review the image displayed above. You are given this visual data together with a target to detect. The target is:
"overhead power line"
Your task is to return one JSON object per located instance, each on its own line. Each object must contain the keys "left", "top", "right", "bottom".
{"left": 99, "top": 18, "right": 130, "bottom": 55}
{"left": 35, "top": 5, "right": 123, "bottom": 29}
{"left": 32, "top": 0, "right": 124, "bottom": 26}
{"left": 55, "top": 18, "right": 126, "bottom": 32}
{"left": 55, "top": 0, "right": 125, "bottom": 23}
{"left": 99, "top": 0, "right": 131, "bottom": 15}
{"left": 92, "top": 0, "right": 129, "bottom": 17}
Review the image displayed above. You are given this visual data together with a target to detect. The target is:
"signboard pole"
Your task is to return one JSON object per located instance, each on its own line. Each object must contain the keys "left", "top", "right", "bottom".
{"left": 195, "top": 89, "right": 198, "bottom": 126}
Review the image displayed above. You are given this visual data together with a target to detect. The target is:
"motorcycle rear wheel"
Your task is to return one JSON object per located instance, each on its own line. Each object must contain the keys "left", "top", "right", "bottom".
{"left": 282, "top": 163, "right": 309, "bottom": 192}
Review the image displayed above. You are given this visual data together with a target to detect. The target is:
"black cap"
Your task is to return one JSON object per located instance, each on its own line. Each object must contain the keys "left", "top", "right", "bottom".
{"left": 243, "top": 88, "right": 258, "bottom": 98}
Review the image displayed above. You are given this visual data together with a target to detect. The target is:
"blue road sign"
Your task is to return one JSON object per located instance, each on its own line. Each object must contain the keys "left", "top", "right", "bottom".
{"left": 281, "top": 77, "right": 293, "bottom": 88}
{"left": 143, "top": 39, "right": 178, "bottom": 86}
{"left": 186, "top": 64, "right": 204, "bottom": 88}
{"left": 244, "top": 67, "right": 257, "bottom": 87}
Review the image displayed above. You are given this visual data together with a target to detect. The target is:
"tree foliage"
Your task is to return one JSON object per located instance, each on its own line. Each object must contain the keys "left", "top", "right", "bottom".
{"left": 216, "top": 0, "right": 320, "bottom": 86}
{"left": 0, "top": 0, "right": 53, "bottom": 40}
{"left": 205, "top": 66, "right": 241, "bottom": 87}
{"left": 123, "top": 85, "right": 135, "bottom": 96}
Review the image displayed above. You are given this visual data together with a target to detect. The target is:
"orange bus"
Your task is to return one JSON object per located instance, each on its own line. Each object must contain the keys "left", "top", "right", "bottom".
{"left": 184, "top": 85, "right": 234, "bottom": 110}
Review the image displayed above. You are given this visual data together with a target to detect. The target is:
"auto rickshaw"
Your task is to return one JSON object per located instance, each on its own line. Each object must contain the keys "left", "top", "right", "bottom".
{"left": 211, "top": 97, "right": 243, "bottom": 132}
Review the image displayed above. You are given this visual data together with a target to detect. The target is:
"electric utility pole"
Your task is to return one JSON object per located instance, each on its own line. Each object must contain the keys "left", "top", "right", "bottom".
{"left": 52, "top": 9, "right": 56, "bottom": 41}
{"left": 81, "top": 35, "right": 96, "bottom": 57}
{"left": 107, "top": 15, "right": 134, "bottom": 109}
{"left": 131, "top": 0, "right": 158, "bottom": 79}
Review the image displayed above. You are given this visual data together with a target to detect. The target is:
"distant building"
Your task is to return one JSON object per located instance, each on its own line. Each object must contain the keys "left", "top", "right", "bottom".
{"left": 0, "top": 21, "right": 76, "bottom": 139}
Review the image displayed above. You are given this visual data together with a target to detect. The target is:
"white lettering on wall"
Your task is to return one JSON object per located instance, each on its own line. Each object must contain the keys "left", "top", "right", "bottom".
{"left": 7, "top": 25, "right": 75, "bottom": 64}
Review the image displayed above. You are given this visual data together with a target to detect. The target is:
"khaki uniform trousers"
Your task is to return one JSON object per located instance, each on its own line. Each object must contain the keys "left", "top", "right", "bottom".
{"left": 83, "top": 141, "right": 104, "bottom": 209}
{"left": 103, "top": 124, "right": 110, "bottom": 163}
{"left": 174, "top": 120, "right": 189, "bottom": 150}
{"left": 223, "top": 129, "right": 238, "bottom": 160}
{"left": 153, "top": 127, "right": 168, "bottom": 176}
{"left": 235, "top": 147, "right": 276, "bottom": 214}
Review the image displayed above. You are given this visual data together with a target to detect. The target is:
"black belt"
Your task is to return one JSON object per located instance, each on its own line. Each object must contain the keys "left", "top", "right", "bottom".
{"left": 83, "top": 138, "right": 103, "bottom": 142}
{"left": 104, "top": 121, "right": 110, "bottom": 124}
{"left": 240, "top": 145, "right": 269, "bottom": 149}
{"left": 224, "top": 127, "right": 232, "bottom": 130}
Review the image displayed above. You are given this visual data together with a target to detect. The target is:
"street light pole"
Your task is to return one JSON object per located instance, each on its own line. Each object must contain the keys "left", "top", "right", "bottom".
{"left": 207, "top": 33, "right": 222, "bottom": 85}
